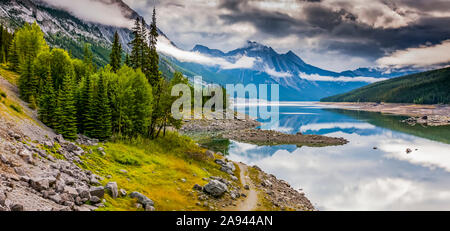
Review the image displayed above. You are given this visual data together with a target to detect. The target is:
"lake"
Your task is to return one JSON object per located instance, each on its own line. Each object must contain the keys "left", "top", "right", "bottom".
{"left": 227, "top": 102, "right": 450, "bottom": 211}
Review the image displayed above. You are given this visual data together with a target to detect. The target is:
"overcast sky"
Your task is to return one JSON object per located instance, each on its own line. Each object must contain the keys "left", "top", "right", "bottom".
{"left": 119, "top": 0, "right": 450, "bottom": 72}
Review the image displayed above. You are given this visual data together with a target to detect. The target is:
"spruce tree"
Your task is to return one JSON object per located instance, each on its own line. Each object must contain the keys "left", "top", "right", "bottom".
{"left": 94, "top": 73, "right": 112, "bottom": 140}
{"left": 124, "top": 53, "right": 131, "bottom": 67}
{"left": 38, "top": 69, "right": 56, "bottom": 126}
{"left": 129, "top": 17, "right": 142, "bottom": 70}
{"left": 148, "top": 7, "right": 161, "bottom": 86}
{"left": 109, "top": 31, "right": 122, "bottom": 72}
{"left": 54, "top": 73, "right": 78, "bottom": 140}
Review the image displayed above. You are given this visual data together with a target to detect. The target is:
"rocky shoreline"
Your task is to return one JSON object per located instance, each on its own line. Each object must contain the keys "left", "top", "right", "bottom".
{"left": 223, "top": 129, "right": 348, "bottom": 147}
{"left": 180, "top": 116, "right": 348, "bottom": 147}
{"left": 320, "top": 102, "right": 450, "bottom": 126}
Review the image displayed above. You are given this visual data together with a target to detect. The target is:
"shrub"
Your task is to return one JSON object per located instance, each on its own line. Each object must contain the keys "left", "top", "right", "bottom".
{"left": 10, "top": 104, "right": 22, "bottom": 113}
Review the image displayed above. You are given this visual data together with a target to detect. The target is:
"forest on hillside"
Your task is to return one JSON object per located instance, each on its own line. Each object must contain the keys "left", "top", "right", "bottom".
{"left": 321, "top": 67, "right": 450, "bottom": 104}
{"left": 1, "top": 9, "right": 226, "bottom": 141}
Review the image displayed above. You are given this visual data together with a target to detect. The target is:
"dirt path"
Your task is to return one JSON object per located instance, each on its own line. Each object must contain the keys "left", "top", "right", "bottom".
{"left": 227, "top": 163, "right": 259, "bottom": 211}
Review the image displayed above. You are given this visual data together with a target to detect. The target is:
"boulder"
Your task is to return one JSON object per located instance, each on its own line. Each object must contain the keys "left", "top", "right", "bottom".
{"left": 78, "top": 189, "right": 91, "bottom": 200}
{"left": 130, "top": 192, "right": 154, "bottom": 208}
{"left": 63, "top": 186, "right": 79, "bottom": 198}
{"left": 119, "top": 189, "right": 127, "bottom": 197}
{"left": 90, "top": 196, "right": 101, "bottom": 204}
{"left": 90, "top": 186, "right": 105, "bottom": 198}
{"left": 30, "top": 178, "right": 50, "bottom": 192}
{"left": 105, "top": 182, "right": 118, "bottom": 198}
{"left": 10, "top": 204, "right": 24, "bottom": 211}
{"left": 203, "top": 180, "right": 228, "bottom": 197}
{"left": 205, "top": 150, "right": 215, "bottom": 159}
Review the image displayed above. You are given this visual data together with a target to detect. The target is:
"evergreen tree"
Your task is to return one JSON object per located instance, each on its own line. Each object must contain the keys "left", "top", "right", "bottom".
{"left": 12, "top": 22, "right": 49, "bottom": 102}
{"left": 124, "top": 53, "right": 131, "bottom": 67}
{"left": 83, "top": 43, "right": 95, "bottom": 73}
{"left": 54, "top": 73, "right": 78, "bottom": 140}
{"left": 109, "top": 31, "right": 122, "bottom": 72}
{"left": 148, "top": 7, "right": 161, "bottom": 86}
{"left": 93, "top": 73, "right": 112, "bottom": 140}
{"left": 38, "top": 69, "right": 56, "bottom": 126}
{"left": 129, "top": 17, "right": 143, "bottom": 70}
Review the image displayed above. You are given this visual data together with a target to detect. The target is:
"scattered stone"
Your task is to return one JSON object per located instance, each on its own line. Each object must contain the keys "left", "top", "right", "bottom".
{"left": 180, "top": 178, "right": 186, "bottom": 183}
{"left": 130, "top": 192, "right": 154, "bottom": 208}
{"left": 105, "top": 182, "right": 118, "bottom": 198}
{"left": 203, "top": 180, "right": 228, "bottom": 197}
{"left": 119, "top": 189, "right": 127, "bottom": 197}
{"left": 0, "top": 190, "right": 6, "bottom": 206}
{"left": 90, "top": 186, "right": 105, "bottom": 198}
{"left": 119, "top": 169, "right": 128, "bottom": 174}
{"left": 90, "top": 196, "right": 101, "bottom": 204}
{"left": 244, "top": 185, "right": 250, "bottom": 190}
{"left": 193, "top": 184, "right": 203, "bottom": 191}
{"left": 231, "top": 176, "right": 238, "bottom": 181}
{"left": 216, "top": 152, "right": 224, "bottom": 156}
{"left": 406, "top": 148, "right": 413, "bottom": 154}
{"left": 205, "top": 150, "right": 215, "bottom": 159}
{"left": 10, "top": 204, "right": 24, "bottom": 211}
{"left": 30, "top": 178, "right": 50, "bottom": 192}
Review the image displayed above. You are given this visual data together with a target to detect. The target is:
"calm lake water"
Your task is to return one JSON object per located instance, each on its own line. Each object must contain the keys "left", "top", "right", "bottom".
{"left": 227, "top": 102, "right": 450, "bottom": 211}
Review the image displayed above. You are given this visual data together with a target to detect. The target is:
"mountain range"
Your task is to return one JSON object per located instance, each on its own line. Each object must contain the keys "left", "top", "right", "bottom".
{"left": 0, "top": 0, "right": 418, "bottom": 100}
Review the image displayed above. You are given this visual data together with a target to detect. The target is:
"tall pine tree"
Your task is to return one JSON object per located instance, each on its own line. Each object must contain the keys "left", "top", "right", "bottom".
{"left": 129, "top": 17, "right": 143, "bottom": 70}
{"left": 38, "top": 68, "right": 56, "bottom": 126}
{"left": 109, "top": 31, "right": 122, "bottom": 72}
{"left": 93, "top": 73, "right": 112, "bottom": 140}
{"left": 54, "top": 73, "right": 78, "bottom": 140}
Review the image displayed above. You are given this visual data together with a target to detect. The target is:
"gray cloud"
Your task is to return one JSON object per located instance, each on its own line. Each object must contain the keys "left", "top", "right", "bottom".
{"left": 122, "top": 0, "right": 450, "bottom": 71}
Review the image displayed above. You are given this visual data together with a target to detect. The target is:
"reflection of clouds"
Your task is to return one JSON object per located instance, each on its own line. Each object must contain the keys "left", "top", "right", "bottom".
{"left": 381, "top": 138, "right": 450, "bottom": 172}
{"left": 299, "top": 122, "right": 376, "bottom": 133}
{"left": 228, "top": 130, "right": 450, "bottom": 210}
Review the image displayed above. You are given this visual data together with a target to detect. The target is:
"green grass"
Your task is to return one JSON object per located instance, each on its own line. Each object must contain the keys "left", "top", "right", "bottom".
{"left": 77, "top": 132, "right": 232, "bottom": 211}
{"left": 321, "top": 67, "right": 450, "bottom": 104}
{"left": 0, "top": 65, "right": 20, "bottom": 85}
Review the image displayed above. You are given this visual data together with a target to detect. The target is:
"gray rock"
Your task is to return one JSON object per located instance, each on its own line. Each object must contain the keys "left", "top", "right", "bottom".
{"left": 214, "top": 159, "right": 226, "bottom": 166}
{"left": 49, "top": 194, "right": 62, "bottom": 204}
{"left": 14, "top": 167, "right": 27, "bottom": 176}
{"left": 105, "top": 182, "right": 118, "bottom": 198}
{"left": 130, "top": 192, "right": 154, "bottom": 208}
{"left": 90, "top": 186, "right": 104, "bottom": 198}
{"left": 60, "top": 193, "right": 75, "bottom": 203}
{"left": 78, "top": 189, "right": 91, "bottom": 200}
{"left": 193, "top": 184, "right": 203, "bottom": 191}
{"left": 119, "top": 189, "right": 127, "bottom": 197}
{"left": 64, "top": 186, "right": 79, "bottom": 198}
{"left": 144, "top": 205, "right": 155, "bottom": 211}
{"left": 89, "top": 176, "right": 101, "bottom": 186}
{"left": 30, "top": 178, "right": 50, "bottom": 192}
{"left": 203, "top": 180, "right": 228, "bottom": 197}
{"left": 54, "top": 134, "right": 65, "bottom": 144}
{"left": 244, "top": 185, "right": 250, "bottom": 190}
{"left": 119, "top": 169, "right": 128, "bottom": 174}
{"left": 220, "top": 166, "right": 234, "bottom": 175}
{"left": 216, "top": 152, "right": 224, "bottom": 156}
{"left": 205, "top": 150, "right": 215, "bottom": 159}
{"left": 90, "top": 196, "right": 101, "bottom": 204}
{"left": 231, "top": 176, "right": 238, "bottom": 181}
{"left": 10, "top": 204, "right": 24, "bottom": 211}
{"left": 0, "top": 190, "right": 5, "bottom": 206}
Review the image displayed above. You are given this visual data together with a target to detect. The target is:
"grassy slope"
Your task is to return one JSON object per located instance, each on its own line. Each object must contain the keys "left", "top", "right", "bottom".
{"left": 321, "top": 67, "right": 450, "bottom": 104}
{"left": 0, "top": 65, "right": 234, "bottom": 211}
